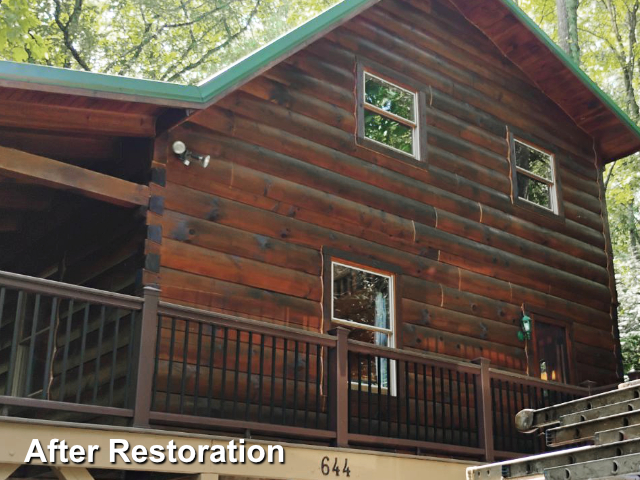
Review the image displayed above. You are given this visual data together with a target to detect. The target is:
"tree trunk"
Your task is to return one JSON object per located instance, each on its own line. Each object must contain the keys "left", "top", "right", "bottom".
{"left": 566, "top": 0, "right": 581, "bottom": 64}
{"left": 556, "top": 0, "right": 580, "bottom": 64}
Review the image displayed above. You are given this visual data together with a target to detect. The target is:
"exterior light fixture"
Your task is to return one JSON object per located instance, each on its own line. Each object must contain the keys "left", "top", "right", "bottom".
{"left": 517, "top": 314, "right": 532, "bottom": 341}
{"left": 172, "top": 140, "right": 210, "bottom": 168}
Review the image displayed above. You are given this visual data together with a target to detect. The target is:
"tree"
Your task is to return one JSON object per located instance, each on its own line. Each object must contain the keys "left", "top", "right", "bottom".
{"left": 0, "top": 0, "right": 47, "bottom": 62}
{"left": 2, "top": 0, "right": 337, "bottom": 84}
{"left": 521, "top": 0, "right": 640, "bottom": 374}
{"left": 557, "top": 0, "right": 581, "bottom": 64}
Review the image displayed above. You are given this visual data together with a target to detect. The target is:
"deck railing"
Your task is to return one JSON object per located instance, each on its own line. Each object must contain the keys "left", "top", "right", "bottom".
{"left": 0, "top": 270, "right": 594, "bottom": 461}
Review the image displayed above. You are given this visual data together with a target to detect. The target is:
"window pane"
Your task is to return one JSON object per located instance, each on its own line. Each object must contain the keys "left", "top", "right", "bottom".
{"left": 364, "top": 73, "right": 415, "bottom": 121}
{"left": 536, "top": 321, "right": 569, "bottom": 383}
{"left": 348, "top": 329, "right": 389, "bottom": 347}
{"left": 364, "top": 110, "right": 414, "bottom": 155}
{"left": 333, "top": 263, "right": 391, "bottom": 331}
{"left": 517, "top": 173, "right": 552, "bottom": 209}
{"left": 349, "top": 352, "right": 390, "bottom": 389}
{"left": 515, "top": 140, "right": 552, "bottom": 180}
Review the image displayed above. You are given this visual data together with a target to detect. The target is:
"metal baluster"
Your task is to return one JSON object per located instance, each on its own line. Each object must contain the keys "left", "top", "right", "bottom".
{"left": 24, "top": 294, "right": 41, "bottom": 395}
{"left": 347, "top": 351, "right": 352, "bottom": 433}
{"left": 232, "top": 328, "right": 241, "bottom": 419}
{"left": 150, "top": 314, "right": 162, "bottom": 410}
{"left": 368, "top": 354, "right": 373, "bottom": 435}
{"left": 405, "top": 362, "right": 411, "bottom": 439}
{"left": 474, "top": 375, "right": 481, "bottom": 448}
{"left": 179, "top": 320, "right": 190, "bottom": 414}
{"left": 519, "top": 382, "right": 526, "bottom": 452}
{"left": 357, "top": 352, "right": 362, "bottom": 435}
{"left": 59, "top": 300, "right": 73, "bottom": 402}
{"left": 497, "top": 379, "right": 505, "bottom": 451}
{"left": 123, "top": 310, "right": 136, "bottom": 407}
{"left": 439, "top": 367, "right": 445, "bottom": 443}
{"left": 258, "top": 334, "right": 265, "bottom": 423}
{"left": 207, "top": 325, "right": 217, "bottom": 415}
{"left": 269, "top": 335, "right": 276, "bottom": 423}
{"left": 6, "top": 291, "right": 24, "bottom": 397}
{"left": 423, "top": 364, "right": 429, "bottom": 442}
{"left": 448, "top": 370, "right": 454, "bottom": 444}
{"left": 245, "top": 331, "right": 254, "bottom": 420}
{"left": 465, "top": 372, "right": 471, "bottom": 446}
{"left": 315, "top": 344, "right": 321, "bottom": 429}
{"left": 506, "top": 381, "right": 513, "bottom": 451}
{"left": 377, "top": 356, "right": 382, "bottom": 436}
{"left": 165, "top": 317, "right": 177, "bottom": 412}
{"left": 413, "top": 362, "right": 419, "bottom": 440}
{"left": 386, "top": 357, "right": 391, "bottom": 437}
{"left": 220, "top": 327, "right": 229, "bottom": 414}
{"left": 42, "top": 297, "right": 58, "bottom": 399}
{"left": 396, "top": 359, "right": 401, "bottom": 437}
{"left": 292, "top": 340, "right": 298, "bottom": 425}
{"left": 431, "top": 366, "right": 437, "bottom": 441}
{"left": 282, "top": 338, "right": 288, "bottom": 425}
{"left": 75, "top": 303, "right": 90, "bottom": 404}
{"left": 194, "top": 321, "right": 203, "bottom": 415}
{"left": 108, "top": 308, "right": 121, "bottom": 406}
{"left": 457, "top": 371, "right": 462, "bottom": 446}
{"left": 304, "top": 342, "right": 310, "bottom": 428}
{"left": 92, "top": 305, "right": 106, "bottom": 403}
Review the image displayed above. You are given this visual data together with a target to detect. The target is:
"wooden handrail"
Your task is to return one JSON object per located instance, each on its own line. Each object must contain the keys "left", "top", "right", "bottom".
{"left": 488, "top": 367, "right": 590, "bottom": 395}
{"left": 159, "top": 301, "right": 338, "bottom": 347}
{"left": 0, "top": 270, "right": 143, "bottom": 310}
{"left": 348, "top": 338, "right": 482, "bottom": 373}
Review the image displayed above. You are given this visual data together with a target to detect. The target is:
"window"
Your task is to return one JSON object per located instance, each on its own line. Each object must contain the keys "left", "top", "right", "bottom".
{"left": 331, "top": 261, "right": 395, "bottom": 390}
{"left": 534, "top": 320, "right": 570, "bottom": 384}
{"left": 357, "top": 66, "right": 422, "bottom": 161}
{"left": 512, "top": 138, "right": 559, "bottom": 213}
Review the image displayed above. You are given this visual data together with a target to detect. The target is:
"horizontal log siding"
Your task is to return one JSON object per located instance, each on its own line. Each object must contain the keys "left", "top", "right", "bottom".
{"left": 158, "top": 0, "right": 617, "bottom": 385}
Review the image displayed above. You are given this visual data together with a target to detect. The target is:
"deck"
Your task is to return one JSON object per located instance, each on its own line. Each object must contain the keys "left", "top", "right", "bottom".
{"left": 0, "top": 270, "right": 594, "bottom": 462}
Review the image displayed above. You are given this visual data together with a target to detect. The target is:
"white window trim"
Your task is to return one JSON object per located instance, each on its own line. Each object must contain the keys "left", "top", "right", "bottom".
{"left": 362, "top": 71, "right": 420, "bottom": 160}
{"left": 330, "top": 260, "right": 397, "bottom": 395}
{"left": 513, "top": 138, "right": 559, "bottom": 214}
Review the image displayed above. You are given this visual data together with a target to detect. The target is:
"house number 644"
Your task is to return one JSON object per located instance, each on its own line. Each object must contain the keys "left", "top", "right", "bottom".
{"left": 320, "top": 456, "right": 351, "bottom": 477}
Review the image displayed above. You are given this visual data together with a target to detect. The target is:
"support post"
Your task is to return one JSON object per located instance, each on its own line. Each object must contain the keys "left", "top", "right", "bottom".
{"left": 473, "top": 357, "right": 494, "bottom": 462}
{"left": 131, "top": 286, "right": 160, "bottom": 427}
{"left": 329, "top": 327, "right": 350, "bottom": 448}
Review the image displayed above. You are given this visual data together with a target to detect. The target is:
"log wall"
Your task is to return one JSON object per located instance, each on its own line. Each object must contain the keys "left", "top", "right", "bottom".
{"left": 151, "top": 0, "right": 619, "bottom": 386}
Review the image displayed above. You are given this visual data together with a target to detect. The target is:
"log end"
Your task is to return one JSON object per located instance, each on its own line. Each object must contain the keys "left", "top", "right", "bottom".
{"left": 515, "top": 409, "right": 537, "bottom": 433}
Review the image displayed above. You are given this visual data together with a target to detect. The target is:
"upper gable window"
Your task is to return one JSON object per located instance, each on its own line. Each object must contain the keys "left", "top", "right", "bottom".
{"left": 360, "top": 71, "right": 419, "bottom": 159}
{"left": 512, "top": 138, "right": 559, "bottom": 213}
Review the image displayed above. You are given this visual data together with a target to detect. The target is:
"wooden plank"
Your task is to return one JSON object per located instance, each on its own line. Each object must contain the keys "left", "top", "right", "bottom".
{"left": 0, "top": 99, "right": 155, "bottom": 137}
{"left": 0, "top": 146, "right": 149, "bottom": 207}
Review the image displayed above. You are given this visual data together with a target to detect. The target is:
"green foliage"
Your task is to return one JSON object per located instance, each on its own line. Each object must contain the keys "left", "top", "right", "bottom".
{"left": 363, "top": 73, "right": 415, "bottom": 154}
{"left": 521, "top": 0, "right": 640, "bottom": 375}
{"left": 0, "top": 0, "right": 337, "bottom": 84}
{"left": 0, "top": 0, "right": 47, "bottom": 62}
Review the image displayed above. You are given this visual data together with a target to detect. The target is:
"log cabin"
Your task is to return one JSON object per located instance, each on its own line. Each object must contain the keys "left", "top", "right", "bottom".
{"left": 0, "top": 0, "right": 639, "bottom": 478}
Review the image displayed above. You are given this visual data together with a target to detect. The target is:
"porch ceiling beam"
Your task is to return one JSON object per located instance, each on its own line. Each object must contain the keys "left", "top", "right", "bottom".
{"left": 0, "top": 465, "right": 18, "bottom": 480}
{"left": 0, "top": 99, "right": 156, "bottom": 137}
{"left": 0, "top": 146, "right": 150, "bottom": 208}
{"left": 53, "top": 467, "right": 96, "bottom": 480}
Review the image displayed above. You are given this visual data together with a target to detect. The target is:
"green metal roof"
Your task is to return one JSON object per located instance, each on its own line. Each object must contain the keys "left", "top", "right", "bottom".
{"left": 0, "top": 0, "right": 639, "bottom": 157}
